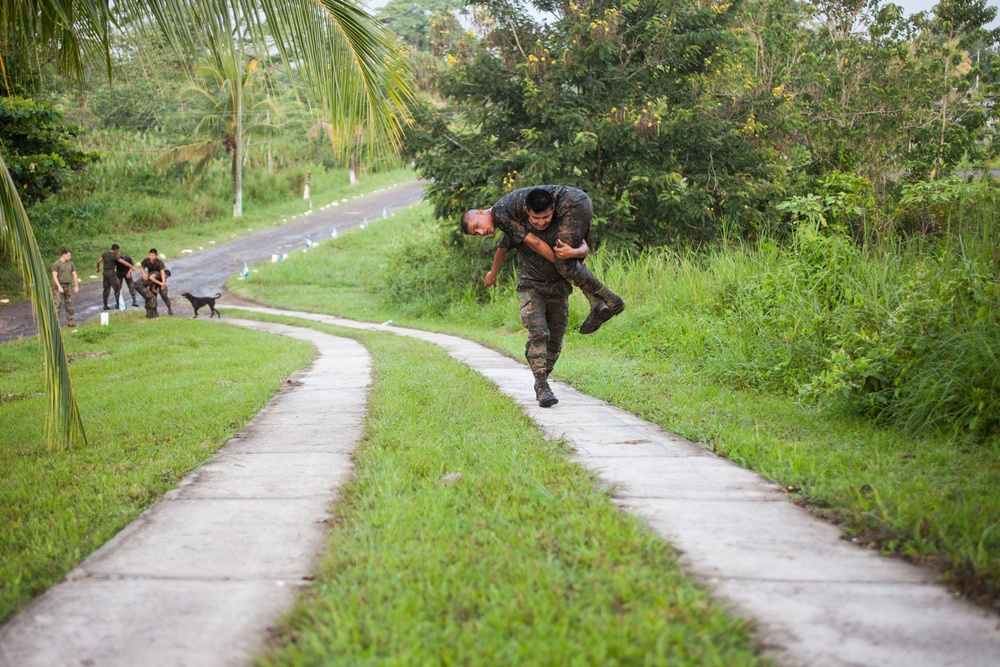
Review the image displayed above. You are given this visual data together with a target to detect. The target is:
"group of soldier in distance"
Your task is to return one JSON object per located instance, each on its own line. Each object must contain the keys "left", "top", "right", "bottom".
{"left": 48, "top": 184, "right": 620, "bottom": 410}
{"left": 462, "top": 185, "right": 625, "bottom": 408}
{"left": 50, "top": 245, "right": 173, "bottom": 327}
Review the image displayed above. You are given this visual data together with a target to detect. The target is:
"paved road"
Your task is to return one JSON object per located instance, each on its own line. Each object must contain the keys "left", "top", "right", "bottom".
{"left": 0, "top": 181, "right": 425, "bottom": 343}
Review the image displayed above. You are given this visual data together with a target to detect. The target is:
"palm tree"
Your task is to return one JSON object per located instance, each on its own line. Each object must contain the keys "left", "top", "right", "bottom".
{"left": 0, "top": 0, "right": 413, "bottom": 447}
{"left": 157, "top": 56, "right": 280, "bottom": 212}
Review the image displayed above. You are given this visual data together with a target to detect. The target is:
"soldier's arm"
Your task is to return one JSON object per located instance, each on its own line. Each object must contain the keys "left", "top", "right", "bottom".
{"left": 521, "top": 233, "right": 556, "bottom": 263}
{"left": 72, "top": 270, "right": 79, "bottom": 291}
{"left": 485, "top": 247, "right": 508, "bottom": 289}
{"left": 554, "top": 238, "right": 588, "bottom": 260}
{"left": 52, "top": 270, "right": 62, "bottom": 291}
{"left": 96, "top": 256, "right": 103, "bottom": 272}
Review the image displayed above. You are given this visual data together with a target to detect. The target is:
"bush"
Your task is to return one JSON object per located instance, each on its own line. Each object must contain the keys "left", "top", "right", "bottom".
{"left": 380, "top": 213, "right": 487, "bottom": 317}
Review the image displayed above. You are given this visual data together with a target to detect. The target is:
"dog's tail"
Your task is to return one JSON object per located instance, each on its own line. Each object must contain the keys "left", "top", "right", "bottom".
{"left": 214, "top": 293, "right": 222, "bottom": 298}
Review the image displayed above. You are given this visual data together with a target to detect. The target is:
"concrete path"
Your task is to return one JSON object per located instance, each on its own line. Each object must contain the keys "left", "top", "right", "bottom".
{"left": 220, "top": 306, "right": 1000, "bottom": 667}
{"left": 0, "top": 320, "right": 371, "bottom": 667}
{"left": 3, "top": 308, "right": 999, "bottom": 666}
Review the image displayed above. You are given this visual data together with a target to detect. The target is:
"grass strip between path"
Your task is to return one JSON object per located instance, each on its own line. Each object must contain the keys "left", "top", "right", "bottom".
{"left": 231, "top": 312, "right": 764, "bottom": 666}
{"left": 0, "top": 312, "right": 314, "bottom": 622}
{"left": 232, "top": 203, "right": 1000, "bottom": 606}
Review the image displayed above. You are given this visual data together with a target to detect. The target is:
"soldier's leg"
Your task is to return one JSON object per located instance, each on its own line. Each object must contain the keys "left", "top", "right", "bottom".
{"left": 519, "top": 289, "right": 558, "bottom": 407}
{"left": 543, "top": 290, "right": 570, "bottom": 377}
{"left": 159, "top": 286, "right": 173, "bottom": 316}
{"left": 123, "top": 276, "right": 138, "bottom": 306}
{"left": 551, "top": 193, "right": 625, "bottom": 333}
{"left": 52, "top": 287, "right": 64, "bottom": 325}
{"left": 102, "top": 274, "right": 114, "bottom": 309}
{"left": 64, "top": 289, "right": 75, "bottom": 326}
{"left": 135, "top": 281, "right": 157, "bottom": 318}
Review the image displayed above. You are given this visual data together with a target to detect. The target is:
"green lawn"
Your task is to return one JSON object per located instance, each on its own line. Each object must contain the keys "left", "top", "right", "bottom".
{"left": 0, "top": 312, "right": 313, "bottom": 622}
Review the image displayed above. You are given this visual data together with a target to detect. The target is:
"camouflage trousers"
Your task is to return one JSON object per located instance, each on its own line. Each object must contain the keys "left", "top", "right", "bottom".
{"left": 53, "top": 284, "right": 74, "bottom": 325}
{"left": 134, "top": 281, "right": 158, "bottom": 318}
{"left": 518, "top": 281, "right": 570, "bottom": 379}
{"left": 118, "top": 274, "right": 137, "bottom": 304}
{"left": 550, "top": 189, "right": 620, "bottom": 309}
{"left": 102, "top": 271, "right": 121, "bottom": 306}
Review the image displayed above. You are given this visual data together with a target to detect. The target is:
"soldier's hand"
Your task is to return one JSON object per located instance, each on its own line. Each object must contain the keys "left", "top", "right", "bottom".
{"left": 73, "top": 285, "right": 79, "bottom": 293}
{"left": 484, "top": 271, "right": 498, "bottom": 289}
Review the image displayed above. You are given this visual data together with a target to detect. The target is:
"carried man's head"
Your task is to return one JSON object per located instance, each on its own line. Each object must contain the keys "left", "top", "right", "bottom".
{"left": 461, "top": 209, "right": 494, "bottom": 236}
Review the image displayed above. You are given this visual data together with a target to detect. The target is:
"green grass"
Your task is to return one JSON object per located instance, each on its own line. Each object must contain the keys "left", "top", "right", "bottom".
{"left": 233, "top": 203, "right": 1000, "bottom": 605}
{"left": 0, "top": 312, "right": 314, "bottom": 622}
{"left": 225, "top": 312, "right": 764, "bottom": 666}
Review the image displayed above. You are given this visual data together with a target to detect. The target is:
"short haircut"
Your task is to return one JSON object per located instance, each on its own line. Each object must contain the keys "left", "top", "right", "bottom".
{"left": 60, "top": 247, "right": 70, "bottom": 255}
{"left": 525, "top": 188, "right": 554, "bottom": 214}
{"left": 148, "top": 248, "right": 157, "bottom": 254}
{"left": 164, "top": 269, "right": 172, "bottom": 277}
{"left": 460, "top": 210, "right": 475, "bottom": 235}
{"left": 111, "top": 243, "right": 120, "bottom": 251}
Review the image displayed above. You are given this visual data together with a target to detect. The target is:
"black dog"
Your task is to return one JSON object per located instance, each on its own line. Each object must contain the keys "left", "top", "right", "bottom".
{"left": 180, "top": 292, "right": 222, "bottom": 318}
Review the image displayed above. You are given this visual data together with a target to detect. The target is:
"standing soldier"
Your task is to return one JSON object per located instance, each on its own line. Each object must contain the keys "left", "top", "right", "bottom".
{"left": 141, "top": 248, "right": 172, "bottom": 316}
{"left": 96, "top": 243, "right": 135, "bottom": 310}
{"left": 462, "top": 186, "right": 625, "bottom": 334}
{"left": 117, "top": 251, "right": 139, "bottom": 308}
{"left": 50, "top": 248, "right": 79, "bottom": 327}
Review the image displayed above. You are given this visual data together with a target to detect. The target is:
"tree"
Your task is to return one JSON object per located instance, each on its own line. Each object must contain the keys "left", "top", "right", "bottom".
{"left": 157, "top": 55, "right": 280, "bottom": 212}
{"left": 0, "top": 96, "right": 101, "bottom": 206}
{"left": 405, "top": 0, "right": 778, "bottom": 246}
{"left": 0, "top": 0, "right": 413, "bottom": 447}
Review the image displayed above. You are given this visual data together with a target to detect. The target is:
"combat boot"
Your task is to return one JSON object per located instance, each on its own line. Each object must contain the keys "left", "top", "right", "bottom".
{"left": 579, "top": 297, "right": 626, "bottom": 334}
{"left": 534, "top": 376, "right": 558, "bottom": 408}
{"left": 563, "top": 261, "right": 625, "bottom": 334}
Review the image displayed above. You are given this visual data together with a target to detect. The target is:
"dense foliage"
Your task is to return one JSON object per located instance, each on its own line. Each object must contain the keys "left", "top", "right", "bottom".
{"left": 406, "top": 0, "right": 778, "bottom": 246}
{"left": 0, "top": 96, "right": 101, "bottom": 206}
{"left": 403, "top": 0, "right": 999, "bottom": 245}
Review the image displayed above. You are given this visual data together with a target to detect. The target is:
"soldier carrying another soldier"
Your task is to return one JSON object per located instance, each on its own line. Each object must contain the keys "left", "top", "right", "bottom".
{"left": 464, "top": 186, "right": 624, "bottom": 406}
{"left": 462, "top": 185, "right": 625, "bottom": 335}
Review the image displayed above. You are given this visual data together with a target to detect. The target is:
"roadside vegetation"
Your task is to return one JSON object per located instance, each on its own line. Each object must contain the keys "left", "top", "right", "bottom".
{"left": 0, "top": 313, "right": 313, "bottom": 623}
{"left": 222, "top": 313, "right": 764, "bottom": 665}
{"left": 234, "top": 199, "right": 1000, "bottom": 607}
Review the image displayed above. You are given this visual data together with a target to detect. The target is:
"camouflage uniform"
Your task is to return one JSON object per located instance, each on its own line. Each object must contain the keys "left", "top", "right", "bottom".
{"left": 499, "top": 222, "right": 570, "bottom": 401}
{"left": 51, "top": 258, "right": 76, "bottom": 326}
{"left": 100, "top": 250, "right": 122, "bottom": 309}
{"left": 491, "top": 186, "right": 623, "bottom": 319}
{"left": 134, "top": 278, "right": 158, "bottom": 318}
{"left": 141, "top": 257, "right": 172, "bottom": 315}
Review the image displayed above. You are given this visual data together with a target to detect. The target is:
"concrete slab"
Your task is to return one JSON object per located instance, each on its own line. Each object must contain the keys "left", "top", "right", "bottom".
{"left": 0, "top": 319, "right": 371, "bottom": 667}
{"left": 0, "top": 578, "right": 304, "bottom": 667}
{"left": 222, "top": 306, "right": 1000, "bottom": 667}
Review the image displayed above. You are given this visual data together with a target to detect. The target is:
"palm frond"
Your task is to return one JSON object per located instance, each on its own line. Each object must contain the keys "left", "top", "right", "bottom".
{"left": 0, "top": 153, "right": 86, "bottom": 448}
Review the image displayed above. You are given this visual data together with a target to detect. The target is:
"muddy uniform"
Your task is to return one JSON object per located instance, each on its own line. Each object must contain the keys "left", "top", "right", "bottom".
{"left": 51, "top": 258, "right": 76, "bottom": 325}
{"left": 499, "top": 223, "right": 571, "bottom": 385}
{"left": 117, "top": 255, "right": 138, "bottom": 306}
{"left": 141, "top": 257, "right": 172, "bottom": 315}
{"left": 491, "top": 186, "right": 620, "bottom": 315}
{"left": 100, "top": 250, "right": 122, "bottom": 308}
